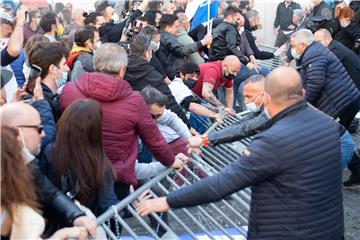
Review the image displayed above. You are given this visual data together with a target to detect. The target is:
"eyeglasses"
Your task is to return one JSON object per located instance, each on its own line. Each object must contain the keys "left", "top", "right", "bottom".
{"left": 17, "top": 124, "right": 43, "bottom": 134}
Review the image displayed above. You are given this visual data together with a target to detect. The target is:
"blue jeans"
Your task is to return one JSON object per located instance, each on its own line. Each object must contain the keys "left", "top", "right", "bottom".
{"left": 340, "top": 131, "right": 355, "bottom": 169}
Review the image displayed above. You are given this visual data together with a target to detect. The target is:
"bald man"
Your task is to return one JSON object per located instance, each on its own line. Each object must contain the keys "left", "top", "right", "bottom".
{"left": 0, "top": 102, "right": 97, "bottom": 237}
{"left": 192, "top": 55, "right": 241, "bottom": 115}
{"left": 315, "top": 28, "right": 360, "bottom": 90}
{"left": 188, "top": 74, "right": 269, "bottom": 147}
{"left": 137, "top": 66, "right": 344, "bottom": 240}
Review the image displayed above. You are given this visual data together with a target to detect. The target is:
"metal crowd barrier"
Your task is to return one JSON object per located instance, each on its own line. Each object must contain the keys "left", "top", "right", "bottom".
{"left": 96, "top": 111, "right": 254, "bottom": 239}
{"left": 257, "top": 44, "right": 285, "bottom": 71}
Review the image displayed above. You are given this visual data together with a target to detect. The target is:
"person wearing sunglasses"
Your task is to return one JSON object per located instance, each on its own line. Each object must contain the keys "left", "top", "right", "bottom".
{"left": 1, "top": 88, "right": 97, "bottom": 238}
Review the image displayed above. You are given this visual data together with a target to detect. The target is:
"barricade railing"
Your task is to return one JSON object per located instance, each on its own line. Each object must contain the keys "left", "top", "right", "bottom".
{"left": 257, "top": 44, "right": 285, "bottom": 70}
{"left": 96, "top": 111, "right": 254, "bottom": 239}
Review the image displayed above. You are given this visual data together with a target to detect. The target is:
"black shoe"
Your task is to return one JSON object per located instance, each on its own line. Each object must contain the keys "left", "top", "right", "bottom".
{"left": 343, "top": 173, "right": 360, "bottom": 187}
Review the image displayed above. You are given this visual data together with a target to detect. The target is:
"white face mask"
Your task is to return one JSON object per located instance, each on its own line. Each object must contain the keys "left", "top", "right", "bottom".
{"left": 55, "top": 66, "right": 68, "bottom": 88}
{"left": 340, "top": 21, "right": 350, "bottom": 28}
{"left": 239, "top": 26, "right": 245, "bottom": 34}
{"left": 95, "top": 41, "right": 102, "bottom": 50}
{"left": 291, "top": 48, "right": 301, "bottom": 60}
{"left": 18, "top": 129, "right": 37, "bottom": 163}
{"left": 112, "top": 13, "right": 120, "bottom": 23}
{"left": 246, "top": 102, "right": 259, "bottom": 112}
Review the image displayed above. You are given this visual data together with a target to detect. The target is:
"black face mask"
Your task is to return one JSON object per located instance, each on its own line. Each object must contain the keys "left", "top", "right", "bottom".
{"left": 251, "top": 25, "right": 258, "bottom": 31}
{"left": 224, "top": 70, "right": 236, "bottom": 80}
{"left": 183, "top": 78, "right": 197, "bottom": 89}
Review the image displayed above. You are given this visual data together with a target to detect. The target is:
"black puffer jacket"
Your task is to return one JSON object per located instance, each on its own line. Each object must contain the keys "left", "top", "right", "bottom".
{"left": 167, "top": 100, "right": 344, "bottom": 239}
{"left": 328, "top": 40, "right": 360, "bottom": 90}
{"left": 211, "top": 22, "right": 248, "bottom": 64}
{"left": 157, "top": 31, "right": 203, "bottom": 80}
{"left": 299, "top": 42, "right": 360, "bottom": 118}
{"left": 124, "top": 54, "right": 191, "bottom": 128}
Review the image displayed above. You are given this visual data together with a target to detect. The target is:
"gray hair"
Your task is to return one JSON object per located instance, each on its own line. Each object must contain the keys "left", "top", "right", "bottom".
{"left": 94, "top": 43, "right": 128, "bottom": 75}
{"left": 245, "top": 9, "right": 259, "bottom": 19}
{"left": 291, "top": 29, "right": 315, "bottom": 46}
{"left": 293, "top": 9, "right": 304, "bottom": 21}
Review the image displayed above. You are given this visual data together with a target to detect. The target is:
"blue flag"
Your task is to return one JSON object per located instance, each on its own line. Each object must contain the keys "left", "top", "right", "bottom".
{"left": 187, "top": 0, "right": 219, "bottom": 31}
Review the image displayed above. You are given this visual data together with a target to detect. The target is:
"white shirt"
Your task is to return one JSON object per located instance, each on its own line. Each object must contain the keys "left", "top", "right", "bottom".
{"left": 168, "top": 77, "right": 193, "bottom": 105}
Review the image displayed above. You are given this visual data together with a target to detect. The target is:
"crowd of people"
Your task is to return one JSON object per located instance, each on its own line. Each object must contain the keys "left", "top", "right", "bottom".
{"left": 1, "top": 0, "right": 360, "bottom": 239}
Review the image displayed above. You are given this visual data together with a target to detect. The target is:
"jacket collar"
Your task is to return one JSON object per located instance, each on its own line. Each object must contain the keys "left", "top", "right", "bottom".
{"left": 298, "top": 41, "right": 316, "bottom": 63}
{"left": 266, "top": 100, "right": 308, "bottom": 127}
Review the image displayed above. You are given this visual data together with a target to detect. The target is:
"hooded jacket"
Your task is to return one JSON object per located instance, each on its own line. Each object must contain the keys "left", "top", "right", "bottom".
{"left": 60, "top": 72, "right": 175, "bottom": 186}
{"left": 125, "top": 54, "right": 191, "bottom": 128}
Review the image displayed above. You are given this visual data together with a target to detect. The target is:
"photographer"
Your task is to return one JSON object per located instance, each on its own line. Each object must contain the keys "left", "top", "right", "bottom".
{"left": 96, "top": 0, "right": 149, "bottom": 43}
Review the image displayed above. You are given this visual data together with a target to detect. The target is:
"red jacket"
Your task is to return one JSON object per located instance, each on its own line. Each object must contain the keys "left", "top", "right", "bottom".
{"left": 60, "top": 72, "right": 175, "bottom": 186}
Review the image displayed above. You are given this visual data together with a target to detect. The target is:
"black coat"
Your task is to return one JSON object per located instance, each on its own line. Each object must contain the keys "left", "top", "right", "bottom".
{"left": 274, "top": 1, "right": 302, "bottom": 31}
{"left": 157, "top": 31, "right": 202, "bottom": 80}
{"left": 334, "top": 22, "right": 360, "bottom": 53}
{"left": 167, "top": 100, "right": 344, "bottom": 239}
{"left": 244, "top": 19, "right": 274, "bottom": 60}
{"left": 124, "top": 54, "right": 191, "bottom": 128}
{"left": 42, "top": 83, "right": 61, "bottom": 122}
{"left": 209, "top": 110, "right": 268, "bottom": 145}
{"left": 99, "top": 10, "right": 142, "bottom": 43}
{"left": 30, "top": 161, "right": 84, "bottom": 235}
{"left": 211, "top": 22, "right": 248, "bottom": 64}
{"left": 328, "top": 40, "right": 360, "bottom": 89}
{"left": 299, "top": 42, "right": 360, "bottom": 118}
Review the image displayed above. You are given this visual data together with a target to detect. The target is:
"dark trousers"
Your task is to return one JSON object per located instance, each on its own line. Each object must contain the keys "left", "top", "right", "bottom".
{"left": 275, "top": 30, "right": 289, "bottom": 47}
{"left": 339, "top": 98, "right": 360, "bottom": 130}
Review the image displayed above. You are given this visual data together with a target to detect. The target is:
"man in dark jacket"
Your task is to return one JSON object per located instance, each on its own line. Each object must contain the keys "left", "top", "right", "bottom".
{"left": 274, "top": 0, "right": 302, "bottom": 47}
{"left": 1, "top": 102, "right": 97, "bottom": 238}
{"left": 315, "top": 28, "right": 360, "bottom": 90}
{"left": 60, "top": 43, "right": 186, "bottom": 189}
{"left": 290, "top": 29, "right": 360, "bottom": 129}
{"left": 125, "top": 34, "right": 192, "bottom": 129}
{"left": 137, "top": 66, "right": 344, "bottom": 240}
{"left": 157, "top": 14, "right": 212, "bottom": 80}
{"left": 212, "top": 6, "right": 249, "bottom": 65}
{"left": 96, "top": 0, "right": 149, "bottom": 43}
{"left": 28, "top": 42, "right": 70, "bottom": 122}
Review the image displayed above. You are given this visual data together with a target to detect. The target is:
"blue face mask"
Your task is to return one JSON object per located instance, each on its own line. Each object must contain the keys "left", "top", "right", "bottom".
{"left": 56, "top": 71, "right": 68, "bottom": 88}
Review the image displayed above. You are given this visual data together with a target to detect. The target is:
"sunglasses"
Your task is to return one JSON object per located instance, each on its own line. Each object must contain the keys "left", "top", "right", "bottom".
{"left": 18, "top": 124, "right": 43, "bottom": 134}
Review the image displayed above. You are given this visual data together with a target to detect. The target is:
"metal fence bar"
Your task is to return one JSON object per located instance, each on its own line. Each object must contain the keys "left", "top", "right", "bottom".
{"left": 165, "top": 176, "right": 237, "bottom": 240}
{"left": 173, "top": 170, "right": 247, "bottom": 237}
{"left": 126, "top": 205, "right": 161, "bottom": 239}
{"left": 149, "top": 190, "right": 200, "bottom": 240}
{"left": 156, "top": 182, "right": 218, "bottom": 240}
{"left": 112, "top": 214, "right": 139, "bottom": 240}
{"left": 181, "top": 165, "right": 249, "bottom": 234}
{"left": 97, "top": 168, "right": 173, "bottom": 225}
{"left": 101, "top": 223, "right": 119, "bottom": 240}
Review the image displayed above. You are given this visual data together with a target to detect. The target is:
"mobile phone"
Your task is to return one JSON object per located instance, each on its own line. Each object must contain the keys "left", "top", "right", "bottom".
{"left": 26, "top": 64, "right": 42, "bottom": 95}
